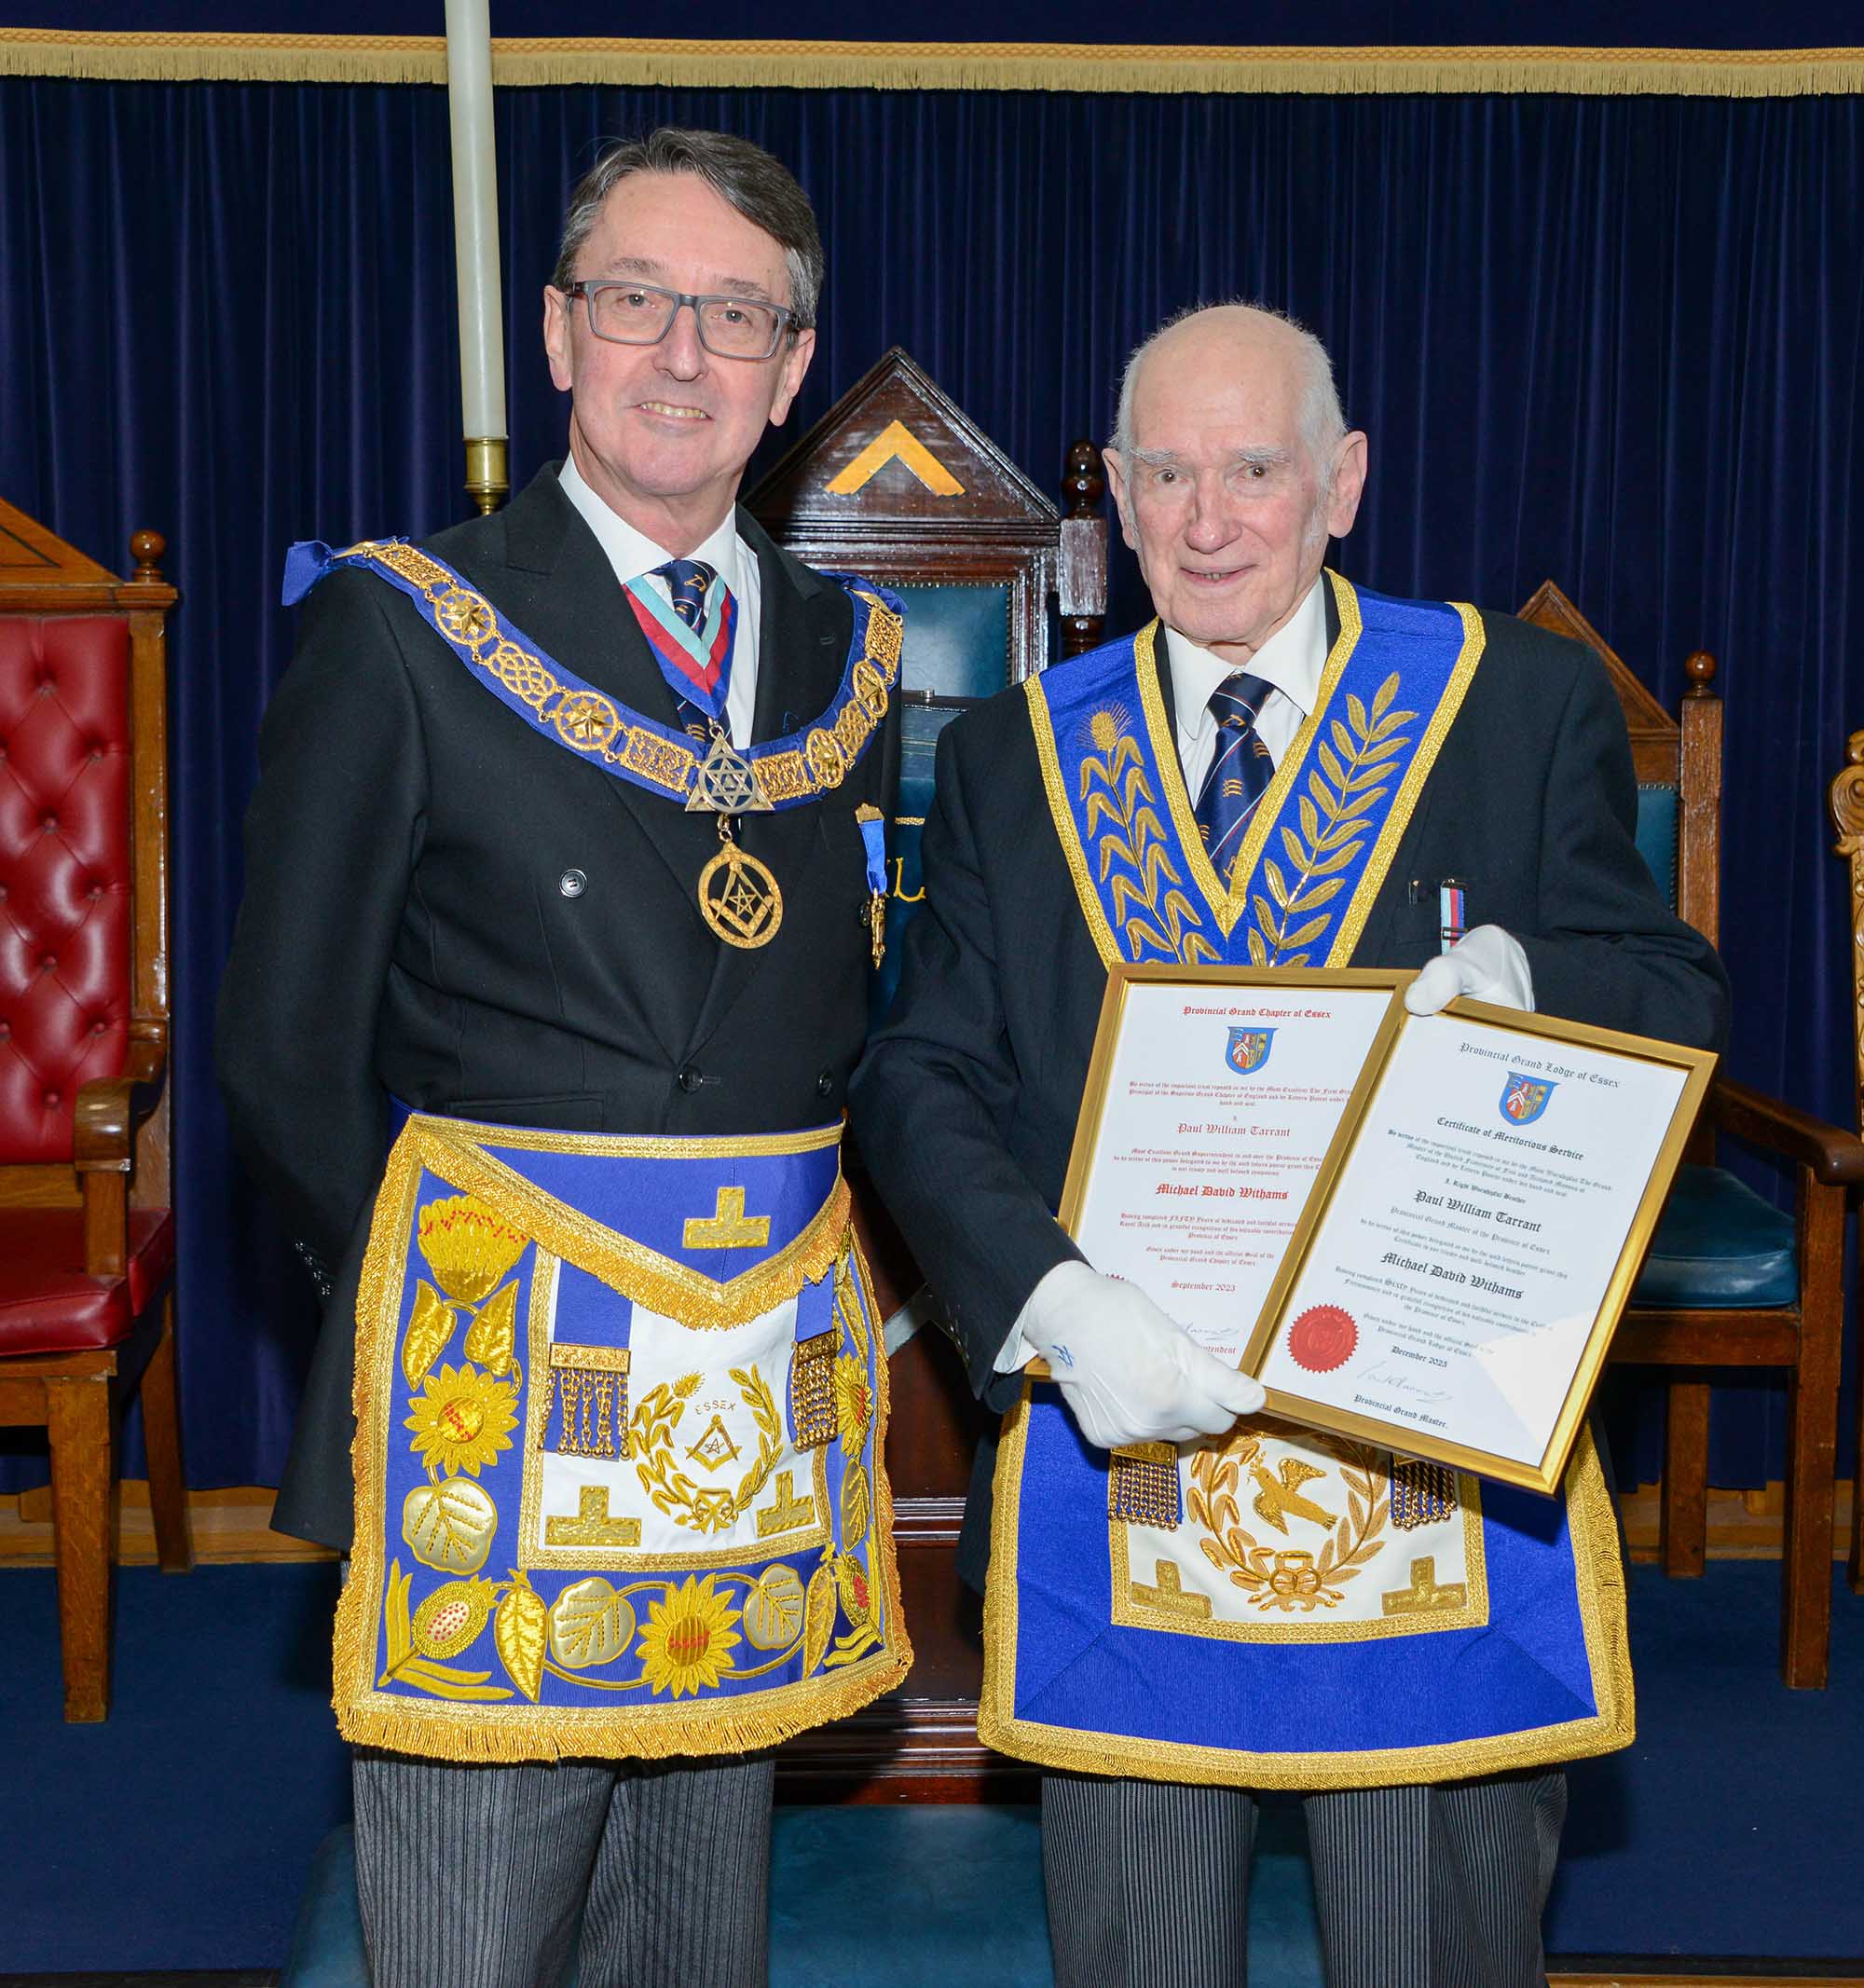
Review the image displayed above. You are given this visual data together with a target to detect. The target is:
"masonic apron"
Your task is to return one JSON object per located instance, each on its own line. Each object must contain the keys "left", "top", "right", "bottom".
{"left": 982, "top": 570, "right": 1633, "bottom": 1789}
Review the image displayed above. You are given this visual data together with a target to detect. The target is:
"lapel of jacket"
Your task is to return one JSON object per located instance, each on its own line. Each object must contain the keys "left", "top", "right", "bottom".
{"left": 485, "top": 468, "right": 724, "bottom": 1061}
{"left": 678, "top": 511, "right": 851, "bottom": 1063}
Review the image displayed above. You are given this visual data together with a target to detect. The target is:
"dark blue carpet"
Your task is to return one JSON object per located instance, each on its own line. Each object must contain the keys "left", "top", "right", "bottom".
{"left": 1, "top": 1558, "right": 1859, "bottom": 1972}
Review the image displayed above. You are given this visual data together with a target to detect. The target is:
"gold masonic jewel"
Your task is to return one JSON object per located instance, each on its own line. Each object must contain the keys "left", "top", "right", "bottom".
{"left": 688, "top": 725, "right": 784, "bottom": 950}
{"left": 683, "top": 728, "right": 774, "bottom": 816}
{"left": 698, "top": 826, "right": 784, "bottom": 950}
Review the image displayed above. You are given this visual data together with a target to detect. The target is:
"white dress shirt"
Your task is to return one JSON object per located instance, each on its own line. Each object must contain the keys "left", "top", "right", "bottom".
{"left": 1163, "top": 575, "right": 1328, "bottom": 797}
{"left": 557, "top": 455, "right": 761, "bottom": 748}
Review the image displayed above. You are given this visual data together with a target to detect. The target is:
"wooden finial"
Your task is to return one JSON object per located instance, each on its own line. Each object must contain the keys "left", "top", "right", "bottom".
{"left": 130, "top": 530, "right": 165, "bottom": 583}
{"left": 1062, "top": 439, "right": 1105, "bottom": 518}
{"left": 1683, "top": 649, "right": 1717, "bottom": 696}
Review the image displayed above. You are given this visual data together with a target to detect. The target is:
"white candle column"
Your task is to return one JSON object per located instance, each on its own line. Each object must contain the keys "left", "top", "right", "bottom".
{"left": 445, "top": 0, "right": 507, "bottom": 512}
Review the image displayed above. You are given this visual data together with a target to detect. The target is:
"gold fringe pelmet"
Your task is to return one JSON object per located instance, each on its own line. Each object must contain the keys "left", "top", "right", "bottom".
{"left": 3, "top": 30, "right": 1860, "bottom": 97}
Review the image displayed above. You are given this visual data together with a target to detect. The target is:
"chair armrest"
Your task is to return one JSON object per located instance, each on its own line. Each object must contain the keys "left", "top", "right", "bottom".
{"left": 1706, "top": 1076, "right": 1864, "bottom": 1186}
{"left": 74, "top": 1024, "right": 168, "bottom": 1172}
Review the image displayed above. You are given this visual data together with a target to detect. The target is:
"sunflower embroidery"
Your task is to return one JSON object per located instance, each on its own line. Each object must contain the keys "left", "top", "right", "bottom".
{"left": 831, "top": 1354, "right": 871, "bottom": 1460}
{"left": 636, "top": 1574, "right": 742, "bottom": 1698}
{"left": 404, "top": 1363, "right": 520, "bottom": 1480}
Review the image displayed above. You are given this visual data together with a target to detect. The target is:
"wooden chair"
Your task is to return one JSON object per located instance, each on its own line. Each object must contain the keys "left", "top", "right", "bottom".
{"left": 1825, "top": 733, "right": 1864, "bottom": 1597}
{"left": 0, "top": 498, "right": 188, "bottom": 1720}
{"left": 747, "top": 349, "right": 1103, "bottom": 1795}
{"left": 1522, "top": 583, "right": 1862, "bottom": 1688}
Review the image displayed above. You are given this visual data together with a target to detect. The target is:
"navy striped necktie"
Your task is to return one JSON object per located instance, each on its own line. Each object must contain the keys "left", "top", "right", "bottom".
{"left": 1192, "top": 672, "right": 1276, "bottom": 886}
{"left": 645, "top": 556, "right": 725, "bottom": 745}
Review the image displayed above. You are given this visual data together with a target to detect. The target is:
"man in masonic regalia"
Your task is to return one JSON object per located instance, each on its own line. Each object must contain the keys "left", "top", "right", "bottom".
{"left": 851, "top": 304, "right": 1728, "bottom": 1987}
{"left": 219, "top": 130, "right": 908, "bottom": 1988}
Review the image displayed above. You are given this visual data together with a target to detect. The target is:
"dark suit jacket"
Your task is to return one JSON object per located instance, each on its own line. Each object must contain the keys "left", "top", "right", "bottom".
{"left": 849, "top": 586, "right": 1729, "bottom": 1585}
{"left": 218, "top": 466, "right": 898, "bottom": 1550}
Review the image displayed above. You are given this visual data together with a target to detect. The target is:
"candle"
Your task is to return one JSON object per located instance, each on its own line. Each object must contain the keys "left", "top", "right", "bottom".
{"left": 445, "top": 0, "right": 505, "bottom": 448}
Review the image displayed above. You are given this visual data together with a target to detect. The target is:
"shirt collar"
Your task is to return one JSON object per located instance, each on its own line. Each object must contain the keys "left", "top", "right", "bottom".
{"left": 1163, "top": 575, "right": 1329, "bottom": 731}
{"left": 556, "top": 453, "right": 746, "bottom": 600}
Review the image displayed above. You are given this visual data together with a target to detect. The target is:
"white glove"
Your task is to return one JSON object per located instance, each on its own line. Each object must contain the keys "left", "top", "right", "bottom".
{"left": 1019, "top": 1260, "right": 1266, "bottom": 1450}
{"left": 1404, "top": 924, "right": 1535, "bottom": 1017}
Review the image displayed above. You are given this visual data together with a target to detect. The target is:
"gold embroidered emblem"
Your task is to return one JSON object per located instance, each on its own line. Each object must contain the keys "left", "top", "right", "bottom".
{"left": 685, "top": 1412, "right": 743, "bottom": 1474}
{"left": 631, "top": 1368, "right": 782, "bottom": 1535}
{"left": 543, "top": 1484, "right": 643, "bottom": 1550}
{"left": 1079, "top": 708, "right": 1216, "bottom": 964}
{"left": 1249, "top": 1456, "right": 1336, "bottom": 1534}
{"left": 1188, "top": 1425, "right": 1390, "bottom": 1613}
{"left": 402, "top": 1477, "right": 498, "bottom": 1574}
{"left": 377, "top": 1559, "right": 514, "bottom": 1702}
{"left": 1381, "top": 1556, "right": 1470, "bottom": 1616}
{"left": 697, "top": 841, "right": 784, "bottom": 950}
{"left": 682, "top": 1186, "right": 772, "bottom": 1251}
{"left": 1243, "top": 674, "right": 1416, "bottom": 967}
{"left": 637, "top": 1574, "right": 743, "bottom": 1697}
{"left": 755, "top": 1468, "right": 817, "bottom": 1539}
{"left": 548, "top": 1574, "right": 637, "bottom": 1670}
{"left": 405, "top": 1364, "right": 520, "bottom": 1481}
{"left": 1131, "top": 1558, "right": 1213, "bottom": 1620}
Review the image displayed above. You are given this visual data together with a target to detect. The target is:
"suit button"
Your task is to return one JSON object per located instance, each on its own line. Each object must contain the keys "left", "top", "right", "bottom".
{"left": 678, "top": 1064, "right": 704, "bottom": 1093}
{"left": 816, "top": 1069, "right": 835, "bottom": 1098}
{"left": 559, "top": 869, "right": 586, "bottom": 898}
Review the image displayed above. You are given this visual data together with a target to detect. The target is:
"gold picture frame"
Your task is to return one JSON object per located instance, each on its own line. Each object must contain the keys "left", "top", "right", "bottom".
{"left": 1040, "top": 964, "right": 1717, "bottom": 1495}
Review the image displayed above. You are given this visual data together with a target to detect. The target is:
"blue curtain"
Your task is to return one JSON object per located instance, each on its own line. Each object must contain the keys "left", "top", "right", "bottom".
{"left": 2, "top": 76, "right": 1857, "bottom": 1489}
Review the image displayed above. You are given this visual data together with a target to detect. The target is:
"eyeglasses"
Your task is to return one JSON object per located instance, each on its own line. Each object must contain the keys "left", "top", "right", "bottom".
{"left": 564, "top": 281, "right": 796, "bottom": 361}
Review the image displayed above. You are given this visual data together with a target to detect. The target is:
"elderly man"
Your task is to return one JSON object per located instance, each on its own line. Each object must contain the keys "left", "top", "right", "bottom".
{"left": 852, "top": 303, "right": 1726, "bottom": 1987}
{"left": 219, "top": 130, "right": 907, "bottom": 1988}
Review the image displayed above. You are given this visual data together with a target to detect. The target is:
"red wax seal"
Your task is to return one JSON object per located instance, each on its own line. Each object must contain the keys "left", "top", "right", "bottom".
{"left": 1288, "top": 1304, "right": 1357, "bottom": 1372}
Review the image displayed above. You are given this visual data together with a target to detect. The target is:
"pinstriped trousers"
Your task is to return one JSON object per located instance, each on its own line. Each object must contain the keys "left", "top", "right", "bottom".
{"left": 351, "top": 1748, "right": 774, "bottom": 1988}
{"left": 1041, "top": 1767, "right": 1566, "bottom": 1988}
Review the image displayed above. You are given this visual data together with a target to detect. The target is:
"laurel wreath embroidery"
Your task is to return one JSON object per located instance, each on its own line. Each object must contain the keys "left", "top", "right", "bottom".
{"left": 1079, "top": 708, "right": 1218, "bottom": 964}
{"left": 1247, "top": 672, "right": 1416, "bottom": 967}
{"left": 630, "top": 1368, "right": 783, "bottom": 1536}
{"left": 1187, "top": 1427, "right": 1390, "bottom": 1612}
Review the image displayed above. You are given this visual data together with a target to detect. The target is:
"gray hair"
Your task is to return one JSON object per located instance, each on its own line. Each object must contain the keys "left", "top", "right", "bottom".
{"left": 552, "top": 129, "right": 825, "bottom": 330}
{"left": 1112, "top": 302, "right": 1348, "bottom": 477}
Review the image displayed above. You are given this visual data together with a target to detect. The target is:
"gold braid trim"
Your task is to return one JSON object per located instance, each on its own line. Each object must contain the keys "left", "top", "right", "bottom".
{"left": 4, "top": 31, "right": 1860, "bottom": 97}
{"left": 1024, "top": 672, "right": 1124, "bottom": 970}
{"left": 414, "top": 1119, "right": 848, "bottom": 1330}
{"left": 980, "top": 1394, "right": 1632, "bottom": 1789}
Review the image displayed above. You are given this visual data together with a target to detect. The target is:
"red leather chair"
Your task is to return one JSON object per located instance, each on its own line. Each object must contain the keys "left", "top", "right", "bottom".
{"left": 0, "top": 500, "right": 188, "bottom": 1720}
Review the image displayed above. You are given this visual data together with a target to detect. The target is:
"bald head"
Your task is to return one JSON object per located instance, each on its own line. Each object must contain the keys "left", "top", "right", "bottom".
{"left": 1102, "top": 301, "right": 1367, "bottom": 665}
{"left": 1113, "top": 304, "right": 1347, "bottom": 475}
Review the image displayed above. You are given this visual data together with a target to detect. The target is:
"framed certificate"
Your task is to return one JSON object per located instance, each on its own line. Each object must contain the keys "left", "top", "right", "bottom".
{"left": 1053, "top": 966, "right": 1412, "bottom": 1364}
{"left": 1243, "top": 996, "right": 1716, "bottom": 1492}
{"left": 1047, "top": 965, "right": 1716, "bottom": 1495}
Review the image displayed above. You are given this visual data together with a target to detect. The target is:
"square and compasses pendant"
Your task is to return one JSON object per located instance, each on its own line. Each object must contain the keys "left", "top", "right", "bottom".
{"left": 684, "top": 731, "right": 774, "bottom": 815}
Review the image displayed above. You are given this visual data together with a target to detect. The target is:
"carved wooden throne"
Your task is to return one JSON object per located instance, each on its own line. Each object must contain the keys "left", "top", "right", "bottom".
{"left": 749, "top": 350, "right": 1103, "bottom": 1793}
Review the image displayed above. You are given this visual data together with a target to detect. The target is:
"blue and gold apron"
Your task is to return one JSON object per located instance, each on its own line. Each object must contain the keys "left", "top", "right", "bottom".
{"left": 981, "top": 572, "right": 1634, "bottom": 1788}
{"left": 334, "top": 1115, "right": 910, "bottom": 1762}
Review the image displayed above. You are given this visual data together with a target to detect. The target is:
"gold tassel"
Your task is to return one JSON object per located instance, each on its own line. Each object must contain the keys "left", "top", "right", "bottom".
{"left": 1107, "top": 1443, "right": 1181, "bottom": 1529}
{"left": 788, "top": 1330, "right": 838, "bottom": 1449}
